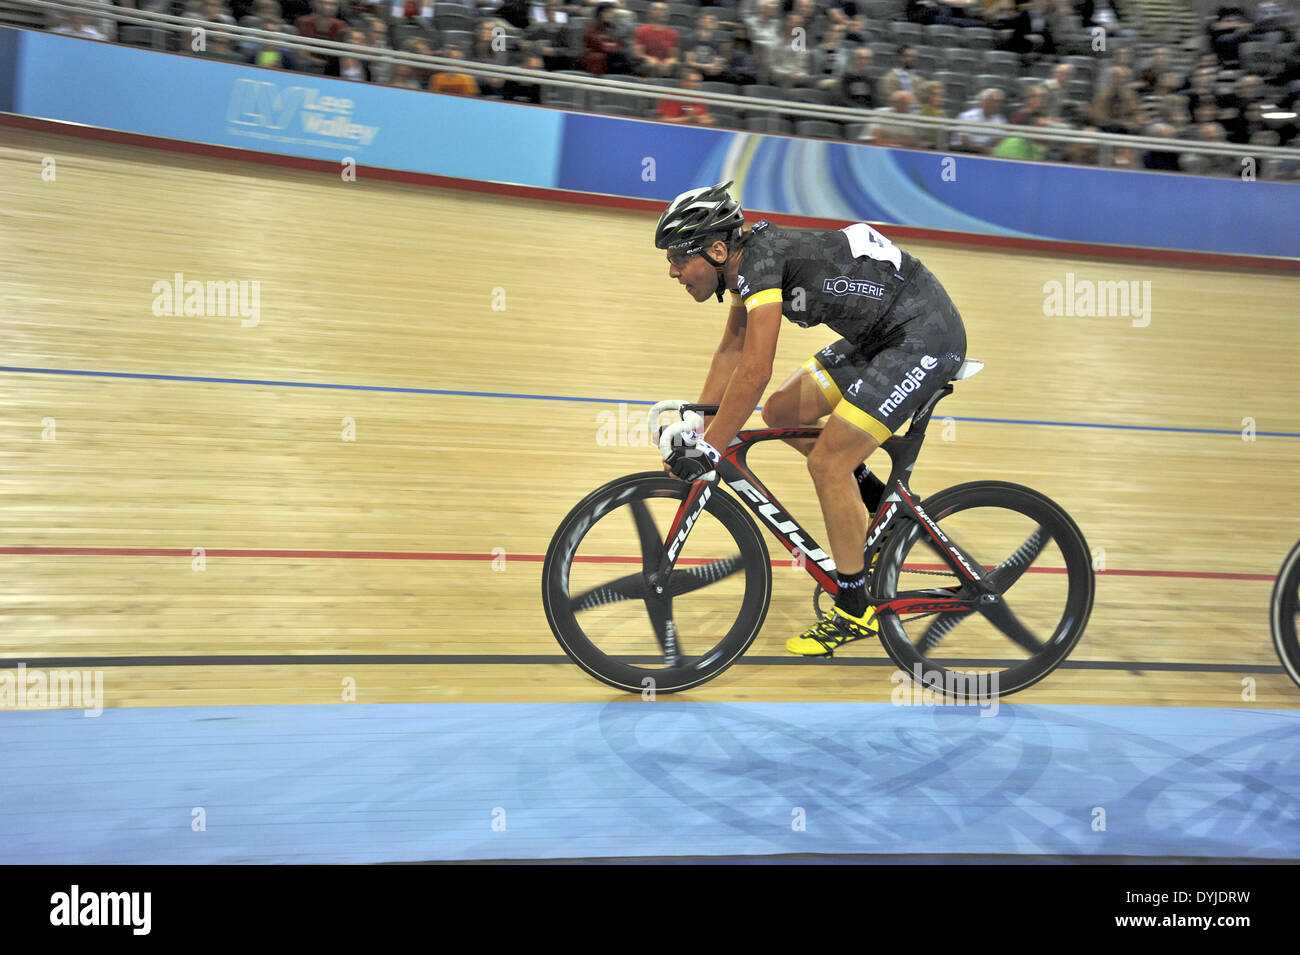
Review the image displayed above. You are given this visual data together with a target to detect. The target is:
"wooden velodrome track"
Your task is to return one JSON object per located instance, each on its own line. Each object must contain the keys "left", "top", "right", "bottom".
{"left": 1, "top": 123, "right": 1297, "bottom": 712}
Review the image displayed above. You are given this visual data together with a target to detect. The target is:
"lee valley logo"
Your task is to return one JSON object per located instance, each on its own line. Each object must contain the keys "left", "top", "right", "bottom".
{"left": 50, "top": 886, "right": 151, "bottom": 935}
{"left": 226, "top": 79, "right": 380, "bottom": 147}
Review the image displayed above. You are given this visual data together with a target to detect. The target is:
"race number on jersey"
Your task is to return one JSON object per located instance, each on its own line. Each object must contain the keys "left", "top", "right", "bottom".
{"left": 841, "top": 223, "right": 902, "bottom": 271}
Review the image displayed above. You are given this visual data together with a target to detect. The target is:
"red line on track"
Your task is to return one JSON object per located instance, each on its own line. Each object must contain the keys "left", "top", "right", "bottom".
{"left": 0, "top": 547, "right": 1275, "bottom": 580}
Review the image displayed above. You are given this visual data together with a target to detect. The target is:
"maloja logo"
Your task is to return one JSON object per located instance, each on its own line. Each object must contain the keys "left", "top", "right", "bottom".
{"left": 730, "top": 480, "right": 836, "bottom": 572}
{"left": 877, "top": 356, "right": 937, "bottom": 417}
{"left": 822, "top": 276, "right": 886, "bottom": 299}
{"left": 666, "top": 486, "right": 712, "bottom": 562}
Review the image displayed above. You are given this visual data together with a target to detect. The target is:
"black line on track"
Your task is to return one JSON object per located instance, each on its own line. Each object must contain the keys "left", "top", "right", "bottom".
{"left": 0, "top": 654, "right": 1286, "bottom": 674}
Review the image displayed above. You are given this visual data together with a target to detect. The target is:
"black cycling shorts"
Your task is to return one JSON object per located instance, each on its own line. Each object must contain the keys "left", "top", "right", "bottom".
{"left": 802, "top": 264, "right": 967, "bottom": 442}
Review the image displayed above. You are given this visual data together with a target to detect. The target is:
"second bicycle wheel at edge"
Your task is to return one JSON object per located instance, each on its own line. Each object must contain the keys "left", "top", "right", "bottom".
{"left": 542, "top": 472, "right": 772, "bottom": 694}
{"left": 1270, "top": 538, "right": 1300, "bottom": 691}
{"left": 871, "top": 480, "right": 1095, "bottom": 699}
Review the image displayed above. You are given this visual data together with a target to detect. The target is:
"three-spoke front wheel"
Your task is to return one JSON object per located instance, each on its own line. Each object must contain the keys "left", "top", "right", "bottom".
{"left": 871, "top": 481, "right": 1095, "bottom": 700}
{"left": 542, "top": 473, "right": 772, "bottom": 694}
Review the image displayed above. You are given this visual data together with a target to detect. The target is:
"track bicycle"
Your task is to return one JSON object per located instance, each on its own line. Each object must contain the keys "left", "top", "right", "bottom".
{"left": 1271, "top": 539, "right": 1300, "bottom": 690}
{"left": 541, "top": 359, "right": 1096, "bottom": 698}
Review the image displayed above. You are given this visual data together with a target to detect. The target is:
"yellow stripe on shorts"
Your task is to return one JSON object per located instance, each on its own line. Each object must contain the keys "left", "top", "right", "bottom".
{"left": 832, "top": 401, "right": 894, "bottom": 444}
{"left": 802, "top": 357, "right": 843, "bottom": 407}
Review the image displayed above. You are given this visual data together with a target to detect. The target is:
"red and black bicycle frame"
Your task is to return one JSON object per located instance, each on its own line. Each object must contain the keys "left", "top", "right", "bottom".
{"left": 652, "top": 383, "right": 999, "bottom": 621}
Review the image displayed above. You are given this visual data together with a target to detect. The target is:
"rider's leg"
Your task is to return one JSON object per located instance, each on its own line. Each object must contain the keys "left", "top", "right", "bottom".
{"left": 760, "top": 365, "right": 831, "bottom": 457}
{"left": 807, "top": 412, "right": 879, "bottom": 616}
{"left": 763, "top": 361, "right": 887, "bottom": 509}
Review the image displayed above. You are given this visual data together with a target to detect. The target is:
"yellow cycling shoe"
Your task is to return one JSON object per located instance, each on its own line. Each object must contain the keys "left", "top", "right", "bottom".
{"left": 785, "top": 605, "right": 880, "bottom": 656}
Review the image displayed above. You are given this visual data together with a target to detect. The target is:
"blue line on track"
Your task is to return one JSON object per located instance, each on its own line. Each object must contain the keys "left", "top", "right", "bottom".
{"left": 4, "top": 365, "right": 1298, "bottom": 438}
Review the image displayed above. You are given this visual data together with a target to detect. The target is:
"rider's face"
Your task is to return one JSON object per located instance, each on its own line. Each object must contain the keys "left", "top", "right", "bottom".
{"left": 667, "top": 240, "right": 728, "bottom": 302}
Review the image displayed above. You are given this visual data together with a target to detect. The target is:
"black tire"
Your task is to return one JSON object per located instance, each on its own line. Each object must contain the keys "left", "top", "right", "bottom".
{"left": 1271, "top": 538, "right": 1300, "bottom": 691}
{"left": 871, "top": 481, "right": 1095, "bottom": 700}
{"left": 542, "top": 472, "right": 772, "bottom": 694}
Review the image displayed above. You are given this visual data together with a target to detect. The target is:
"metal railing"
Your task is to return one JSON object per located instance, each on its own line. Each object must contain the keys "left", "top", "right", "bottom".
{"left": 10, "top": 0, "right": 1300, "bottom": 172}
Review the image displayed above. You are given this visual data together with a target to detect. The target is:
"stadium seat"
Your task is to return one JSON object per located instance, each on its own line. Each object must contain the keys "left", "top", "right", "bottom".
{"left": 795, "top": 120, "right": 842, "bottom": 139}
{"left": 925, "top": 24, "right": 962, "bottom": 48}
{"left": 983, "top": 50, "right": 1021, "bottom": 77}
{"left": 787, "top": 87, "right": 829, "bottom": 105}
{"left": 745, "top": 115, "right": 793, "bottom": 134}
{"left": 964, "top": 27, "right": 997, "bottom": 50}
{"left": 742, "top": 84, "right": 784, "bottom": 103}
{"left": 890, "top": 21, "right": 925, "bottom": 46}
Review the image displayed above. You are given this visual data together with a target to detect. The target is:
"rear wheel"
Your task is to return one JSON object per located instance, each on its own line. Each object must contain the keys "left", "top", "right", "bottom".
{"left": 542, "top": 473, "right": 772, "bottom": 694}
{"left": 871, "top": 481, "right": 1095, "bottom": 700}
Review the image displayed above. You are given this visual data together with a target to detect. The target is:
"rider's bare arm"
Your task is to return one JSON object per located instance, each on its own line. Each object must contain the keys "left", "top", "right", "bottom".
{"left": 702, "top": 301, "right": 782, "bottom": 452}
{"left": 696, "top": 299, "right": 748, "bottom": 424}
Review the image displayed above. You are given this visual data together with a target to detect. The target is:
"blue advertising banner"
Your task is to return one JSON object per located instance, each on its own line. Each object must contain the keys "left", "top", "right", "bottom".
{"left": 11, "top": 29, "right": 563, "bottom": 187}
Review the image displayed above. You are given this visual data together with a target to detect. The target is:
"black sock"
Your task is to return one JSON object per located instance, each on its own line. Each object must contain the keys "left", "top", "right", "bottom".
{"left": 853, "top": 464, "right": 887, "bottom": 513}
{"left": 835, "top": 569, "right": 868, "bottom": 618}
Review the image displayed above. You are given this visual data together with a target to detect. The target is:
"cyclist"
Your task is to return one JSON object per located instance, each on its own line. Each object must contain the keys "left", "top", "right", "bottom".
{"left": 656, "top": 181, "right": 968, "bottom": 656}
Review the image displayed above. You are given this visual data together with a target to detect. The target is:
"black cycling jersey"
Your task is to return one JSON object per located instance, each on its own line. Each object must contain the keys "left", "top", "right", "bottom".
{"left": 727, "top": 219, "right": 922, "bottom": 345}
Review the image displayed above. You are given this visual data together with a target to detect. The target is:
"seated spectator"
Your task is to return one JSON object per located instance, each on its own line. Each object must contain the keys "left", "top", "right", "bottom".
{"left": 634, "top": 2, "right": 680, "bottom": 78}
{"left": 201, "top": 0, "right": 237, "bottom": 26}
{"left": 827, "top": 0, "right": 865, "bottom": 40}
{"left": 1141, "top": 123, "right": 1181, "bottom": 171}
{"left": 685, "top": 11, "right": 731, "bottom": 83}
{"left": 580, "top": 3, "right": 633, "bottom": 76}
{"left": 253, "top": 16, "right": 301, "bottom": 69}
{"left": 726, "top": 22, "right": 760, "bottom": 86}
{"left": 1207, "top": 5, "right": 1252, "bottom": 69}
{"left": 1010, "top": 85, "right": 1048, "bottom": 126}
{"left": 954, "top": 87, "right": 1007, "bottom": 152}
{"left": 1180, "top": 122, "right": 1236, "bottom": 175}
{"left": 658, "top": 69, "right": 716, "bottom": 125}
{"left": 770, "top": 14, "right": 813, "bottom": 88}
{"left": 1090, "top": 65, "right": 1141, "bottom": 133}
{"left": 51, "top": 10, "right": 108, "bottom": 39}
{"left": 791, "top": 0, "right": 828, "bottom": 41}
{"left": 399, "top": 35, "right": 435, "bottom": 87}
{"left": 1041, "top": 62, "right": 1073, "bottom": 120}
{"left": 1251, "top": 1, "right": 1295, "bottom": 43}
{"left": 1077, "top": 0, "right": 1125, "bottom": 36}
{"left": 877, "top": 45, "right": 924, "bottom": 100}
{"left": 496, "top": 0, "right": 531, "bottom": 29}
{"left": 470, "top": 19, "right": 511, "bottom": 96}
{"left": 529, "top": 0, "right": 566, "bottom": 21}
{"left": 526, "top": 0, "right": 572, "bottom": 71}
{"left": 503, "top": 53, "right": 547, "bottom": 102}
{"left": 430, "top": 46, "right": 481, "bottom": 95}
{"left": 980, "top": 0, "right": 1016, "bottom": 28}
{"left": 992, "top": 134, "right": 1046, "bottom": 159}
{"left": 1009, "top": 0, "right": 1056, "bottom": 58}
{"left": 865, "top": 90, "right": 920, "bottom": 148}
{"left": 837, "top": 46, "right": 875, "bottom": 108}
{"left": 746, "top": 0, "right": 784, "bottom": 85}
{"left": 1050, "top": 0, "right": 1087, "bottom": 54}
{"left": 296, "top": 0, "right": 349, "bottom": 75}
{"left": 918, "top": 80, "right": 946, "bottom": 146}
{"left": 363, "top": 15, "right": 394, "bottom": 83}
{"left": 812, "top": 24, "right": 851, "bottom": 92}
{"left": 932, "top": 0, "right": 981, "bottom": 28}
{"left": 1137, "top": 46, "right": 1171, "bottom": 95}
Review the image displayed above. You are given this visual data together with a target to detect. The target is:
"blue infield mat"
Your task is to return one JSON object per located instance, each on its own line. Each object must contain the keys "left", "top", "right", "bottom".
{"left": 1, "top": 702, "right": 1297, "bottom": 863}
